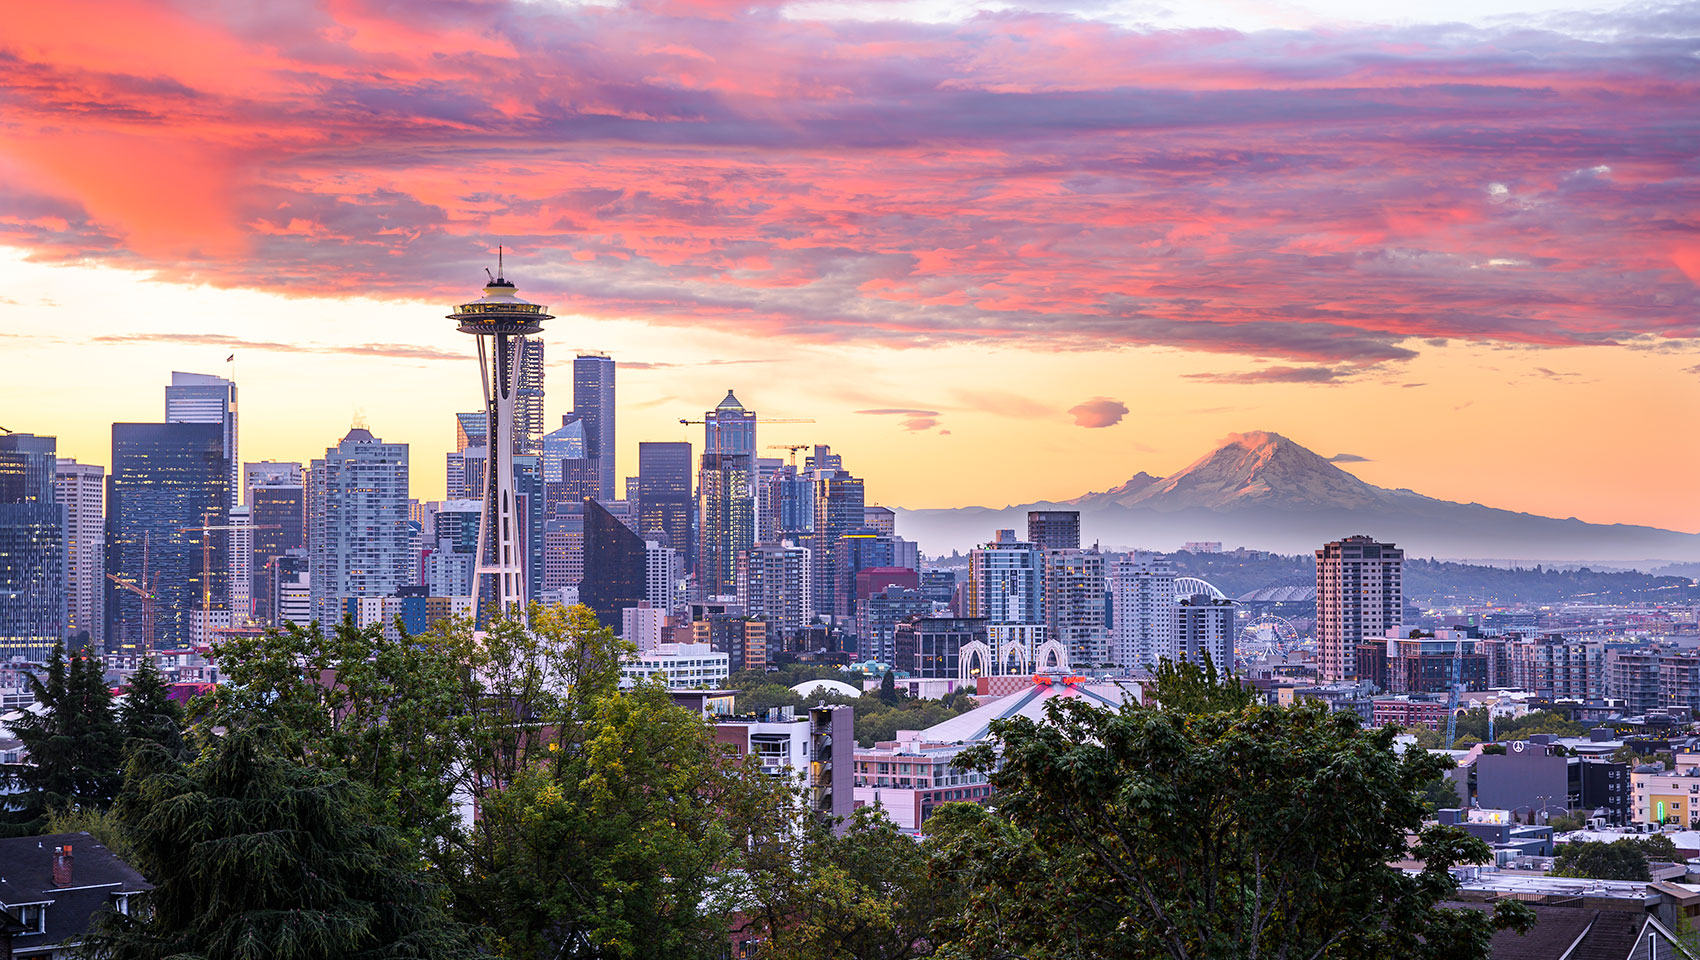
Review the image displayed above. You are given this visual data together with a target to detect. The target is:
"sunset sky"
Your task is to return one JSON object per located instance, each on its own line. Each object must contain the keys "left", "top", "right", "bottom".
{"left": 2, "top": 0, "right": 1696, "bottom": 532}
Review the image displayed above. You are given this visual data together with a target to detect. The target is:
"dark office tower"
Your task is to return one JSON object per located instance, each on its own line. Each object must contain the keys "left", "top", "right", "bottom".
{"left": 1027, "top": 510, "right": 1080, "bottom": 551}
{"left": 447, "top": 412, "right": 489, "bottom": 502}
{"left": 812, "top": 470, "right": 866, "bottom": 622}
{"left": 697, "top": 391, "right": 758, "bottom": 597}
{"left": 514, "top": 454, "right": 546, "bottom": 608}
{"left": 545, "top": 459, "right": 601, "bottom": 518}
{"left": 1316, "top": 535, "right": 1405, "bottom": 682}
{"left": 579, "top": 498, "right": 645, "bottom": 630}
{"left": 248, "top": 477, "right": 305, "bottom": 626}
{"left": 636, "top": 442, "right": 692, "bottom": 562}
{"left": 572, "top": 354, "right": 616, "bottom": 501}
{"left": 517, "top": 338, "right": 545, "bottom": 456}
{"left": 107, "top": 422, "right": 229, "bottom": 653}
{"left": 763, "top": 463, "right": 813, "bottom": 542}
{"left": 165, "top": 372, "right": 238, "bottom": 508}
{"left": 1, "top": 434, "right": 67, "bottom": 661}
{"left": 455, "top": 412, "right": 488, "bottom": 452}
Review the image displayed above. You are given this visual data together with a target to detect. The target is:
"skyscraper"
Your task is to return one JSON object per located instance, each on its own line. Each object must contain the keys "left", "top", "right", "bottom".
{"left": 455, "top": 412, "right": 488, "bottom": 453}
{"left": 967, "top": 531, "right": 1042, "bottom": 624}
{"left": 450, "top": 269, "right": 552, "bottom": 618}
{"left": 737, "top": 542, "right": 812, "bottom": 635}
{"left": 541, "top": 415, "right": 588, "bottom": 483}
{"left": 1, "top": 434, "right": 66, "bottom": 661}
{"left": 227, "top": 505, "right": 253, "bottom": 625}
{"left": 573, "top": 354, "right": 616, "bottom": 501}
{"left": 249, "top": 470, "right": 305, "bottom": 626}
{"left": 697, "top": 391, "right": 757, "bottom": 598}
{"left": 54, "top": 458, "right": 104, "bottom": 646}
{"left": 307, "top": 427, "right": 410, "bottom": 628}
{"left": 108, "top": 422, "right": 229, "bottom": 652}
{"left": 1315, "top": 535, "right": 1405, "bottom": 682}
{"left": 243, "top": 461, "right": 301, "bottom": 505}
{"left": 517, "top": 337, "right": 545, "bottom": 455}
{"left": 812, "top": 469, "right": 865, "bottom": 622}
{"left": 165, "top": 371, "right": 238, "bottom": 506}
{"left": 1176, "top": 592, "right": 1235, "bottom": 671}
{"left": 636, "top": 441, "right": 692, "bottom": 562}
{"left": 1027, "top": 510, "right": 1080, "bottom": 551}
{"left": 1109, "top": 552, "right": 1176, "bottom": 672}
{"left": 580, "top": 498, "right": 645, "bottom": 630}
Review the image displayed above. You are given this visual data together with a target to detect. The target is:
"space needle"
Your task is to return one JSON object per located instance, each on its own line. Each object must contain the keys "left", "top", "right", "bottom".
{"left": 448, "top": 251, "right": 552, "bottom": 620}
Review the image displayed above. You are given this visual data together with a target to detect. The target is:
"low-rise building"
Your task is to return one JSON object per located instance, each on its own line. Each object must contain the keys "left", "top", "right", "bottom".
{"left": 1632, "top": 753, "right": 1700, "bottom": 826}
{"left": 713, "top": 705, "right": 853, "bottom": 827}
{"left": 852, "top": 735, "right": 995, "bottom": 832}
{"left": 619, "top": 642, "right": 729, "bottom": 689}
{"left": 0, "top": 833, "right": 152, "bottom": 960}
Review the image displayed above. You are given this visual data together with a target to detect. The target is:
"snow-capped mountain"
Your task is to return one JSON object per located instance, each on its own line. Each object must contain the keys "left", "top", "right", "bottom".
{"left": 896, "top": 431, "right": 1700, "bottom": 565}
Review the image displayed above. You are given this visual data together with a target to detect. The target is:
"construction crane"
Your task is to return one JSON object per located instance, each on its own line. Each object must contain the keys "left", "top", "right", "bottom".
{"left": 107, "top": 534, "right": 158, "bottom": 652}
{"left": 179, "top": 512, "right": 280, "bottom": 640}
{"left": 767, "top": 443, "right": 811, "bottom": 466}
{"left": 1444, "top": 633, "right": 1466, "bottom": 748}
{"left": 679, "top": 416, "right": 814, "bottom": 426}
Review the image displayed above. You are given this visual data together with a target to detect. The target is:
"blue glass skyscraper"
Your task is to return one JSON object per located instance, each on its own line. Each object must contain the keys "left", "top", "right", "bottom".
{"left": 0, "top": 433, "right": 66, "bottom": 661}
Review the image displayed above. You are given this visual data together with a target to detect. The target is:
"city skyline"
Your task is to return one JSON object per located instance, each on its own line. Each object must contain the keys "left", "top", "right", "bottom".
{"left": 3, "top": 0, "right": 1698, "bottom": 532}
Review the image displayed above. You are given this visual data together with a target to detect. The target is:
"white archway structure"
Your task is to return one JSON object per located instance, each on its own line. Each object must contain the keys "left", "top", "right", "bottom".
{"left": 998, "top": 639, "right": 1032, "bottom": 675}
{"left": 1174, "top": 576, "right": 1226, "bottom": 600}
{"left": 960, "top": 640, "right": 994, "bottom": 680}
{"left": 1035, "top": 639, "right": 1070, "bottom": 673}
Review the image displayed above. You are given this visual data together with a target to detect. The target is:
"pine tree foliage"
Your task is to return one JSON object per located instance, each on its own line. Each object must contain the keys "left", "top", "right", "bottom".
{"left": 86, "top": 727, "right": 479, "bottom": 960}
{"left": 119, "top": 658, "right": 186, "bottom": 760}
{"left": 6, "top": 642, "right": 123, "bottom": 829}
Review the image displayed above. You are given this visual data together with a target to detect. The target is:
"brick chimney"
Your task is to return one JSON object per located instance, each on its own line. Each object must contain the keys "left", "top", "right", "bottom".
{"left": 51, "top": 844, "right": 73, "bottom": 887}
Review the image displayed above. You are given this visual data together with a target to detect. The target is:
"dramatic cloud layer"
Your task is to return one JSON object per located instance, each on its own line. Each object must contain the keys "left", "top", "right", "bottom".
{"left": 3, "top": 0, "right": 1697, "bottom": 372}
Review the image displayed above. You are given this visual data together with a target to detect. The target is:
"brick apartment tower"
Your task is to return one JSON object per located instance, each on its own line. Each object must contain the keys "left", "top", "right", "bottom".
{"left": 1315, "top": 535, "right": 1404, "bottom": 682}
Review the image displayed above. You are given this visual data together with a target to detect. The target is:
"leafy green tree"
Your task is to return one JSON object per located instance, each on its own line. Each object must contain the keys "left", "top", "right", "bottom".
{"left": 1145, "top": 652, "right": 1254, "bottom": 714}
{"left": 1641, "top": 834, "right": 1681, "bottom": 862}
{"left": 118, "top": 658, "right": 186, "bottom": 760}
{"left": 200, "top": 615, "right": 467, "bottom": 852}
{"left": 87, "top": 728, "right": 479, "bottom": 960}
{"left": 6, "top": 643, "right": 123, "bottom": 828}
{"left": 736, "top": 807, "right": 949, "bottom": 960}
{"left": 1421, "top": 775, "right": 1465, "bottom": 815}
{"left": 1552, "top": 840, "right": 1652, "bottom": 880}
{"left": 927, "top": 662, "right": 1532, "bottom": 960}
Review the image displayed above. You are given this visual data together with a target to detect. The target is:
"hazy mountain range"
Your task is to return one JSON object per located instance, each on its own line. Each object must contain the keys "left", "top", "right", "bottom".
{"left": 893, "top": 431, "right": 1700, "bottom": 567}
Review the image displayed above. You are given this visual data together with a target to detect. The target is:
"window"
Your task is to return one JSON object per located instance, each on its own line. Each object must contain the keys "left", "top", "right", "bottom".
{"left": 12, "top": 903, "right": 46, "bottom": 934}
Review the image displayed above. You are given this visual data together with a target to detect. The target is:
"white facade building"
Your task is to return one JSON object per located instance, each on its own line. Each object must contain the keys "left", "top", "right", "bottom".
{"left": 307, "top": 428, "right": 410, "bottom": 628}
{"left": 1110, "top": 551, "right": 1176, "bottom": 672}
{"left": 53, "top": 459, "right": 104, "bottom": 645}
{"left": 619, "top": 642, "right": 729, "bottom": 689}
{"left": 645, "top": 541, "right": 684, "bottom": 613}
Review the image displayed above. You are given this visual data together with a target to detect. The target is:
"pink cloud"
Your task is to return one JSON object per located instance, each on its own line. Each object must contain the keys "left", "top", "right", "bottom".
{"left": 0, "top": 1, "right": 1695, "bottom": 369}
{"left": 1069, "top": 397, "right": 1128, "bottom": 428}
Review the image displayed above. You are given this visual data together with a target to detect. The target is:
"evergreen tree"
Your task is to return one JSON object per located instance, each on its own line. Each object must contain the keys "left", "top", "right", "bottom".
{"left": 878, "top": 670, "right": 899, "bottom": 706}
{"left": 6, "top": 643, "right": 123, "bottom": 829}
{"left": 118, "top": 658, "right": 186, "bottom": 760}
{"left": 87, "top": 728, "right": 479, "bottom": 960}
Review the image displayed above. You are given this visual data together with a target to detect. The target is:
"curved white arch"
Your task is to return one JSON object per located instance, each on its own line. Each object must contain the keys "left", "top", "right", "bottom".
{"left": 960, "top": 640, "right": 993, "bottom": 680}
{"left": 1174, "top": 576, "right": 1226, "bottom": 601}
{"left": 1035, "top": 639, "right": 1070, "bottom": 673}
{"left": 998, "top": 639, "right": 1032, "bottom": 676}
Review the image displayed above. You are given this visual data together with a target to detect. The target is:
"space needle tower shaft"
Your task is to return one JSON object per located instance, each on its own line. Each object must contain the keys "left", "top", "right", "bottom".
{"left": 448, "top": 252, "right": 552, "bottom": 621}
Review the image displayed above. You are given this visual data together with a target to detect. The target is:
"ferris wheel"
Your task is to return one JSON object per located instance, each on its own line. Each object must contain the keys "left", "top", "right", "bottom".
{"left": 1238, "top": 613, "right": 1302, "bottom": 655}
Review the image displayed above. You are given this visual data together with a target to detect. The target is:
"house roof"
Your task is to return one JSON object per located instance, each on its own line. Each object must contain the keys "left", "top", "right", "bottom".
{"left": 0, "top": 832, "right": 152, "bottom": 950}
{"left": 1445, "top": 901, "right": 1687, "bottom": 960}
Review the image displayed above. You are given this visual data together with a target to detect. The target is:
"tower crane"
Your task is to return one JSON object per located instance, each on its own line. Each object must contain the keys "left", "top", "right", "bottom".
{"left": 1444, "top": 633, "right": 1466, "bottom": 748}
{"left": 179, "top": 512, "right": 280, "bottom": 640}
{"left": 679, "top": 416, "right": 814, "bottom": 426}
{"left": 767, "top": 444, "right": 811, "bottom": 466}
{"left": 107, "top": 533, "right": 158, "bottom": 652}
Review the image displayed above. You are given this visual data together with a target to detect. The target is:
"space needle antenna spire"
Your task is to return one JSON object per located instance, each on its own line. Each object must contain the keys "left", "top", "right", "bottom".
{"left": 448, "top": 250, "right": 552, "bottom": 623}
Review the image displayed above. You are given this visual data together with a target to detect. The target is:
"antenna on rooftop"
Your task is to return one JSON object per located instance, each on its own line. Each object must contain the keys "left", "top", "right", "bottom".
{"left": 498, "top": 244, "right": 504, "bottom": 279}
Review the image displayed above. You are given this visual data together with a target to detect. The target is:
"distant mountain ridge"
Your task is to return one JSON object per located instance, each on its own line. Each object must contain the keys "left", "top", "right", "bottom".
{"left": 895, "top": 431, "right": 1700, "bottom": 566}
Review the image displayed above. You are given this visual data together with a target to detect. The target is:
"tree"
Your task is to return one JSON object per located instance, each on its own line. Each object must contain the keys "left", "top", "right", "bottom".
{"left": 1421, "top": 775, "right": 1464, "bottom": 815}
{"left": 927, "top": 669, "right": 1532, "bottom": 960}
{"left": 879, "top": 670, "right": 899, "bottom": 706}
{"left": 6, "top": 643, "right": 123, "bottom": 829}
{"left": 86, "top": 727, "right": 479, "bottom": 960}
{"left": 736, "top": 807, "right": 950, "bottom": 960}
{"left": 1144, "top": 653, "right": 1254, "bottom": 714}
{"left": 1552, "top": 840, "right": 1652, "bottom": 880}
{"left": 118, "top": 658, "right": 186, "bottom": 760}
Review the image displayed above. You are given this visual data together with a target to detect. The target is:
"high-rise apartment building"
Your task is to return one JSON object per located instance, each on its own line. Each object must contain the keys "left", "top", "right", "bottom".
{"left": 227, "top": 505, "right": 253, "bottom": 625}
{"left": 1315, "top": 535, "right": 1404, "bottom": 682}
{"left": 635, "top": 442, "right": 693, "bottom": 562}
{"left": 572, "top": 355, "right": 616, "bottom": 501}
{"left": 737, "top": 542, "right": 812, "bottom": 635}
{"left": 645, "top": 540, "right": 683, "bottom": 613}
{"left": 812, "top": 470, "right": 866, "bottom": 622}
{"left": 165, "top": 371, "right": 238, "bottom": 507}
{"left": 697, "top": 391, "right": 757, "bottom": 597}
{"left": 1175, "top": 592, "right": 1234, "bottom": 670}
{"left": 862, "top": 505, "right": 896, "bottom": 537}
{"left": 54, "top": 458, "right": 104, "bottom": 646}
{"left": 1041, "top": 548, "right": 1107, "bottom": 666}
{"left": 517, "top": 338, "right": 545, "bottom": 455}
{"left": 967, "top": 532, "right": 1042, "bottom": 624}
{"left": 108, "top": 422, "right": 229, "bottom": 652}
{"left": 1109, "top": 552, "right": 1176, "bottom": 672}
{"left": 307, "top": 428, "right": 410, "bottom": 628}
{"left": 760, "top": 461, "right": 813, "bottom": 544}
{"left": 1027, "top": 510, "right": 1080, "bottom": 551}
{"left": 1, "top": 434, "right": 66, "bottom": 661}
